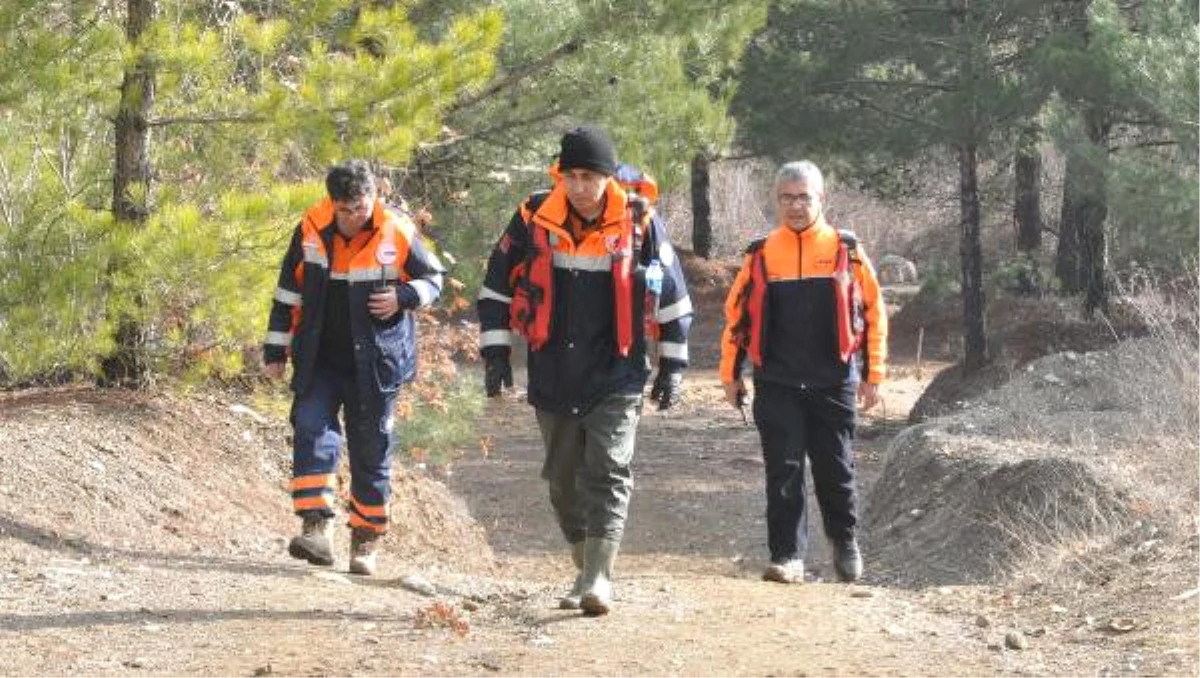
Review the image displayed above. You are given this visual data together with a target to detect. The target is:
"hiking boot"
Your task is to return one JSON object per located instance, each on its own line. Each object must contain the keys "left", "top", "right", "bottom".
{"left": 832, "top": 539, "right": 863, "bottom": 583}
{"left": 558, "top": 541, "right": 586, "bottom": 610}
{"left": 762, "top": 559, "right": 804, "bottom": 584}
{"left": 288, "top": 515, "right": 334, "bottom": 566}
{"left": 349, "top": 527, "right": 382, "bottom": 576}
{"left": 579, "top": 538, "right": 620, "bottom": 616}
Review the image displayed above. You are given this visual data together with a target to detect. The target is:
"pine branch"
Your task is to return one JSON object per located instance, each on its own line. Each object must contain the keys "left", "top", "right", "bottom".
{"left": 446, "top": 38, "right": 582, "bottom": 116}
{"left": 418, "top": 109, "right": 565, "bottom": 155}
{"left": 713, "top": 151, "right": 765, "bottom": 163}
{"left": 147, "top": 113, "right": 265, "bottom": 128}
{"left": 817, "top": 79, "right": 957, "bottom": 93}
{"left": 1111, "top": 139, "right": 1179, "bottom": 153}
{"left": 849, "top": 94, "right": 948, "bottom": 135}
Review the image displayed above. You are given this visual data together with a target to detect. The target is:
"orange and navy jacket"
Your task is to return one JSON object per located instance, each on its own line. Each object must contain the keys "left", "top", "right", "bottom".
{"left": 719, "top": 217, "right": 887, "bottom": 388}
{"left": 477, "top": 173, "right": 692, "bottom": 416}
{"left": 263, "top": 197, "right": 445, "bottom": 398}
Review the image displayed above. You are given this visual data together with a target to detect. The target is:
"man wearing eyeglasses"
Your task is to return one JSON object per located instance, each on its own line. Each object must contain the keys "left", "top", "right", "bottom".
{"left": 719, "top": 160, "right": 887, "bottom": 585}
{"left": 263, "top": 160, "right": 445, "bottom": 576}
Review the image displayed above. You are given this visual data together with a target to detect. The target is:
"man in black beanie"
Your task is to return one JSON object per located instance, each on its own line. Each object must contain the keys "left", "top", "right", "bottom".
{"left": 476, "top": 125, "right": 693, "bottom": 615}
{"left": 558, "top": 125, "right": 618, "bottom": 175}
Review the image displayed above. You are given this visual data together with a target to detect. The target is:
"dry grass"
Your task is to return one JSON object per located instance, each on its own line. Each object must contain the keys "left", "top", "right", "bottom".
{"left": 657, "top": 156, "right": 958, "bottom": 262}
{"left": 1106, "top": 268, "right": 1200, "bottom": 519}
{"left": 868, "top": 269, "right": 1198, "bottom": 594}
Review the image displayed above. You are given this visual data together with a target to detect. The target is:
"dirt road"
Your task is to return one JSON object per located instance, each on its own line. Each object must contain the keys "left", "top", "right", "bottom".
{"left": 1, "top": 364, "right": 1046, "bottom": 677}
{"left": 6, "top": 293, "right": 1191, "bottom": 678}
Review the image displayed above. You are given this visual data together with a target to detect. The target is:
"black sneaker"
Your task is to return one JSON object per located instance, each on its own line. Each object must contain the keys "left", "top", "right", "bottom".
{"left": 832, "top": 539, "right": 863, "bottom": 582}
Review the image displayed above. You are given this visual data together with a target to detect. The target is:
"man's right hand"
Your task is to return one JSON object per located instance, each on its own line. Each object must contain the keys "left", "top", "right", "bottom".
{"left": 264, "top": 362, "right": 286, "bottom": 380}
{"left": 723, "top": 380, "right": 745, "bottom": 409}
{"left": 484, "top": 355, "right": 513, "bottom": 397}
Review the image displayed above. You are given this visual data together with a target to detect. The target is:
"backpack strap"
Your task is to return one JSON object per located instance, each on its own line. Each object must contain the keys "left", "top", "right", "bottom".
{"left": 744, "top": 236, "right": 767, "bottom": 255}
{"left": 525, "top": 189, "right": 551, "bottom": 214}
{"left": 628, "top": 195, "right": 650, "bottom": 258}
{"left": 838, "top": 228, "right": 860, "bottom": 265}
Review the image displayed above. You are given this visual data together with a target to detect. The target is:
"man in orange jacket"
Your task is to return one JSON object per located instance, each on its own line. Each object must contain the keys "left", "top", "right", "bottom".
{"left": 720, "top": 160, "right": 887, "bottom": 584}
{"left": 477, "top": 126, "right": 693, "bottom": 615}
{"left": 263, "top": 160, "right": 444, "bottom": 576}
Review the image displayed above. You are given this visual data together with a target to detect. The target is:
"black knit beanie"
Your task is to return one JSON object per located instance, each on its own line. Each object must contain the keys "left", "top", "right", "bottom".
{"left": 558, "top": 125, "right": 617, "bottom": 176}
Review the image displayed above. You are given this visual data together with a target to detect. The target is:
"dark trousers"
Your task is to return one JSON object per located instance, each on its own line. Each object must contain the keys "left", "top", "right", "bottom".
{"left": 535, "top": 393, "right": 643, "bottom": 544}
{"left": 752, "top": 378, "right": 858, "bottom": 563}
{"left": 290, "top": 363, "right": 398, "bottom": 532}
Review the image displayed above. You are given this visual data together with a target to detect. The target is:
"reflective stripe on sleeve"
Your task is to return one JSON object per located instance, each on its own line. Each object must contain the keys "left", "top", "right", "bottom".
{"left": 656, "top": 296, "right": 693, "bottom": 323}
{"left": 265, "top": 331, "right": 292, "bottom": 347}
{"left": 480, "top": 329, "right": 514, "bottom": 348}
{"left": 274, "top": 287, "right": 302, "bottom": 307}
{"left": 658, "top": 341, "right": 688, "bottom": 362}
{"left": 409, "top": 277, "right": 441, "bottom": 306}
{"left": 478, "top": 286, "right": 513, "bottom": 305}
{"left": 657, "top": 240, "right": 677, "bottom": 267}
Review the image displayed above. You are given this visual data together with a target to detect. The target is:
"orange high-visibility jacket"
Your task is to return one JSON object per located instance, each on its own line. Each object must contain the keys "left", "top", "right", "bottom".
{"left": 720, "top": 218, "right": 887, "bottom": 387}
{"left": 263, "top": 198, "right": 445, "bottom": 398}
{"left": 478, "top": 172, "right": 693, "bottom": 416}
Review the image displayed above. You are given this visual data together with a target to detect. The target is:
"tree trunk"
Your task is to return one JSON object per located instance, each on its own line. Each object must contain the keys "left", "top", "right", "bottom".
{"left": 690, "top": 152, "right": 712, "bottom": 258}
{"left": 1055, "top": 150, "right": 1083, "bottom": 292}
{"left": 1079, "top": 108, "right": 1111, "bottom": 317}
{"left": 959, "top": 142, "right": 988, "bottom": 373}
{"left": 102, "top": 0, "right": 157, "bottom": 385}
{"left": 1056, "top": 108, "right": 1111, "bottom": 313}
{"left": 112, "top": 0, "right": 156, "bottom": 225}
{"left": 1013, "top": 123, "right": 1043, "bottom": 253}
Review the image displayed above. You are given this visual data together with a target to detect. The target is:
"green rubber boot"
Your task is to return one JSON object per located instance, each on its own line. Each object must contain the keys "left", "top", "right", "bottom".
{"left": 558, "top": 541, "right": 587, "bottom": 610}
{"left": 579, "top": 538, "right": 620, "bottom": 616}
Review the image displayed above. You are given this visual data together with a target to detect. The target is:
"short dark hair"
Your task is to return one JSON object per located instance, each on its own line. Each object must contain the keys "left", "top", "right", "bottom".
{"left": 325, "top": 160, "right": 376, "bottom": 202}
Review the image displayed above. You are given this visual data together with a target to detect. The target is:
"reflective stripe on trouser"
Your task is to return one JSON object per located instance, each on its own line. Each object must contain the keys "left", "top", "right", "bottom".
{"left": 291, "top": 363, "right": 398, "bottom": 533}
{"left": 751, "top": 378, "right": 858, "bottom": 563}
{"left": 536, "top": 393, "right": 643, "bottom": 544}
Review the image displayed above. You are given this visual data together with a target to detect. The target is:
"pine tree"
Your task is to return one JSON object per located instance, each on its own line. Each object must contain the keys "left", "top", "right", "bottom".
{"left": 397, "top": 0, "right": 763, "bottom": 270}
{"left": 732, "top": 0, "right": 1055, "bottom": 372}
{"left": 0, "top": 0, "right": 502, "bottom": 384}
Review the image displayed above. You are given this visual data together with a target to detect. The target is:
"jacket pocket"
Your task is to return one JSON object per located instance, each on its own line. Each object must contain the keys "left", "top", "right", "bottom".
{"left": 373, "top": 314, "right": 416, "bottom": 391}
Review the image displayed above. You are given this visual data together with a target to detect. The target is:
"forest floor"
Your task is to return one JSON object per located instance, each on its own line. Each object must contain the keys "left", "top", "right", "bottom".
{"left": 0, "top": 257, "right": 1196, "bottom": 677}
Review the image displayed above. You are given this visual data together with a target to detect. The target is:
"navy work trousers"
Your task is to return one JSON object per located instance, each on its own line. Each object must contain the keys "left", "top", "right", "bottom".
{"left": 290, "top": 363, "right": 398, "bottom": 532}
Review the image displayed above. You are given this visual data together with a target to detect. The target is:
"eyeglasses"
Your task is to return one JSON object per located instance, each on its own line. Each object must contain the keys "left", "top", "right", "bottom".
{"left": 777, "top": 192, "right": 816, "bottom": 205}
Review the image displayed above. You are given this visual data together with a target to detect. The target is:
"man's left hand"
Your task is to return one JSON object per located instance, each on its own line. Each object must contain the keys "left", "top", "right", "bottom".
{"left": 650, "top": 369, "right": 683, "bottom": 411}
{"left": 368, "top": 287, "right": 398, "bottom": 319}
{"left": 857, "top": 382, "right": 880, "bottom": 411}
{"left": 370, "top": 283, "right": 421, "bottom": 319}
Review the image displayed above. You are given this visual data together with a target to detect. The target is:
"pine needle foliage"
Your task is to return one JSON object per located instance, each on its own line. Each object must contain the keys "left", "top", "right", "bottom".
{"left": 0, "top": 0, "right": 501, "bottom": 384}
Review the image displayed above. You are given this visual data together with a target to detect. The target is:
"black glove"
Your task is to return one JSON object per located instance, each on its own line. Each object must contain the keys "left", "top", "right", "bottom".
{"left": 484, "top": 354, "right": 512, "bottom": 397}
{"left": 649, "top": 368, "right": 683, "bottom": 410}
{"left": 395, "top": 283, "right": 421, "bottom": 310}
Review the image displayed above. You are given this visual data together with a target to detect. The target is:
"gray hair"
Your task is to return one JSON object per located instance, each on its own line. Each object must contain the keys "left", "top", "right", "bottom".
{"left": 775, "top": 160, "right": 825, "bottom": 195}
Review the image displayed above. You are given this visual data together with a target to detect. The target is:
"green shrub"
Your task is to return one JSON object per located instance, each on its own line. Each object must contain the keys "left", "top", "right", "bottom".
{"left": 398, "top": 371, "right": 485, "bottom": 467}
{"left": 917, "top": 258, "right": 960, "bottom": 298}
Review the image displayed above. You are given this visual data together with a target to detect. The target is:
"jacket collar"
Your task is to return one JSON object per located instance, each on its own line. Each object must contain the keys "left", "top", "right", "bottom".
{"left": 531, "top": 176, "right": 629, "bottom": 238}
